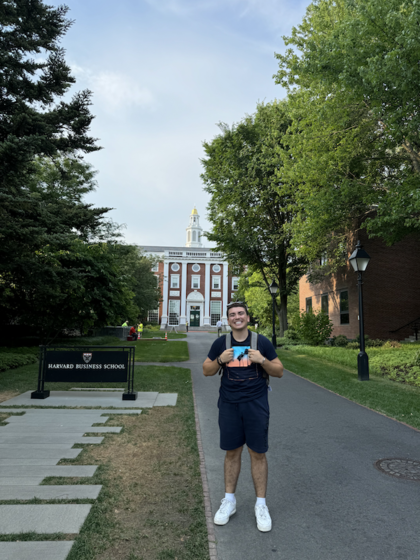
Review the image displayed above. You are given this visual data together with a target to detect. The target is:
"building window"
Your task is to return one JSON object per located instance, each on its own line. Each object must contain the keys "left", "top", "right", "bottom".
{"left": 212, "top": 275, "right": 221, "bottom": 290}
{"left": 192, "top": 263, "right": 200, "bottom": 272}
{"left": 151, "top": 263, "right": 159, "bottom": 272}
{"left": 306, "top": 297, "right": 312, "bottom": 312}
{"left": 171, "top": 263, "right": 180, "bottom": 272}
{"left": 169, "top": 300, "right": 180, "bottom": 325}
{"left": 148, "top": 310, "right": 159, "bottom": 323}
{"left": 210, "top": 301, "right": 221, "bottom": 326}
{"left": 188, "top": 231, "right": 191, "bottom": 242}
{"left": 193, "top": 231, "right": 197, "bottom": 242}
{"left": 320, "top": 252, "right": 327, "bottom": 266}
{"left": 340, "top": 291, "right": 349, "bottom": 324}
{"left": 191, "top": 275, "right": 200, "bottom": 289}
{"left": 321, "top": 294, "right": 329, "bottom": 315}
{"left": 232, "top": 277, "right": 239, "bottom": 290}
{"left": 213, "top": 264, "right": 221, "bottom": 273}
{"left": 170, "top": 275, "right": 179, "bottom": 289}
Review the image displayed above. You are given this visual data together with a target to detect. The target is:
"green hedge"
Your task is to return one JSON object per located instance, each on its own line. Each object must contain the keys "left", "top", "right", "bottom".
{"left": 0, "top": 353, "right": 38, "bottom": 372}
{"left": 281, "top": 345, "right": 420, "bottom": 387}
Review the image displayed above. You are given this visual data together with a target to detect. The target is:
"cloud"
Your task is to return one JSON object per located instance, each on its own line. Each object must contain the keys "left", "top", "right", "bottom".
{"left": 71, "top": 65, "right": 155, "bottom": 114}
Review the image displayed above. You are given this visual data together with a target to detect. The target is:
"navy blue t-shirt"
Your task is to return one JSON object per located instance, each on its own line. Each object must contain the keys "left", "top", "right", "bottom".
{"left": 208, "top": 331, "right": 278, "bottom": 404}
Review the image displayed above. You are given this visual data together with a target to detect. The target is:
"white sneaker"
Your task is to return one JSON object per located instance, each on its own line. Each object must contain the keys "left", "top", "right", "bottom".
{"left": 255, "top": 504, "right": 272, "bottom": 532}
{"left": 214, "top": 498, "right": 236, "bottom": 525}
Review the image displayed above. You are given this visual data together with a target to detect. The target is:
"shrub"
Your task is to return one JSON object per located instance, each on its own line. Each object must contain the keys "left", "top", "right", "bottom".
{"left": 332, "top": 335, "right": 348, "bottom": 347}
{"left": 347, "top": 341, "right": 359, "bottom": 349}
{"left": 0, "top": 353, "right": 37, "bottom": 372}
{"left": 294, "top": 310, "right": 333, "bottom": 346}
{"left": 382, "top": 340, "right": 402, "bottom": 349}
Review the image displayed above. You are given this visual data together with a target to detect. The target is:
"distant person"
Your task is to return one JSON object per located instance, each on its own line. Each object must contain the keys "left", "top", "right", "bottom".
{"left": 186, "top": 319, "right": 189, "bottom": 332}
{"left": 137, "top": 322, "right": 143, "bottom": 339}
{"left": 216, "top": 319, "right": 223, "bottom": 337}
{"left": 129, "top": 326, "right": 138, "bottom": 340}
{"left": 122, "top": 320, "right": 128, "bottom": 327}
{"left": 202, "top": 302, "right": 283, "bottom": 533}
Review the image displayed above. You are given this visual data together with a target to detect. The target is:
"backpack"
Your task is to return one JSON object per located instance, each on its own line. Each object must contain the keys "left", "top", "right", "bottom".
{"left": 218, "top": 331, "right": 269, "bottom": 381}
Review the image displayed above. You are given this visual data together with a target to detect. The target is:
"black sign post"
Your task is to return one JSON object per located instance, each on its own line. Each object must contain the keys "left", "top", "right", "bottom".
{"left": 31, "top": 346, "right": 137, "bottom": 400}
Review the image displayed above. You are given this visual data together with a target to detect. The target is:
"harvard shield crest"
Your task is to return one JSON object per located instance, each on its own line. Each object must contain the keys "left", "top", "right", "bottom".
{"left": 83, "top": 353, "right": 93, "bottom": 364}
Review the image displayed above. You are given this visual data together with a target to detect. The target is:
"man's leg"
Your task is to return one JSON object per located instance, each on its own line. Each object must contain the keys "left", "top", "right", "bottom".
{"left": 248, "top": 448, "right": 268, "bottom": 497}
{"left": 225, "top": 446, "right": 243, "bottom": 493}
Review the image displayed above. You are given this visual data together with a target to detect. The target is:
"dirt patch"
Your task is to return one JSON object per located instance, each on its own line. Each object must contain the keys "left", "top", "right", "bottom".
{"left": 61, "top": 407, "right": 208, "bottom": 560}
{"left": 0, "top": 390, "right": 19, "bottom": 403}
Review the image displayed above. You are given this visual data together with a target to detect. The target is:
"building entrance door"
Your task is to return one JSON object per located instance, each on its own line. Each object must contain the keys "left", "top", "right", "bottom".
{"left": 190, "top": 306, "right": 200, "bottom": 327}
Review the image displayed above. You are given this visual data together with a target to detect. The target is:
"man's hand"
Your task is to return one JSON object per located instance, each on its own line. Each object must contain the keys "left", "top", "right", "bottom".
{"left": 220, "top": 348, "right": 234, "bottom": 364}
{"left": 248, "top": 349, "right": 264, "bottom": 364}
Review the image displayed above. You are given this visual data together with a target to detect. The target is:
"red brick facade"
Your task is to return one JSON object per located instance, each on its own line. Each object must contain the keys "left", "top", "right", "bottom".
{"left": 299, "top": 231, "right": 420, "bottom": 341}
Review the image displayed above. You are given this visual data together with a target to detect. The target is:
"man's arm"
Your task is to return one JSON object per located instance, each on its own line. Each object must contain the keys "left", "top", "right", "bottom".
{"left": 203, "top": 348, "right": 234, "bottom": 377}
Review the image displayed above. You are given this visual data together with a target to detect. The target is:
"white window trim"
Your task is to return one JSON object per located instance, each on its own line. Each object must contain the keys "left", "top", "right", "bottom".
{"left": 232, "top": 276, "right": 239, "bottom": 290}
{"left": 171, "top": 274, "right": 180, "bottom": 289}
{"left": 191, "top": 275, "right": 200, "bottom": 289}
{"left": 212, "top": 275, "right": 221, "bottom": 290}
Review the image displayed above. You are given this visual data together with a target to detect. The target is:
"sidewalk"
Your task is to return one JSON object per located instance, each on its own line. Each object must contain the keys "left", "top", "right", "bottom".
{"left": 188, "top": 332, "right": 420, "bottom": 560}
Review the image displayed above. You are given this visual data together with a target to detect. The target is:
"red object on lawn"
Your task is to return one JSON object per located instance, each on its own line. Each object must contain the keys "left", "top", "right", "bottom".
{"left": 165, "top": 332, "right": 167, "bottom": 341}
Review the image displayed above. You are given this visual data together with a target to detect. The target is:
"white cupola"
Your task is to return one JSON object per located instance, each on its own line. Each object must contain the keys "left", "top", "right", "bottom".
{"left": 186, "top": 206, "right": 203, "bottom": 247}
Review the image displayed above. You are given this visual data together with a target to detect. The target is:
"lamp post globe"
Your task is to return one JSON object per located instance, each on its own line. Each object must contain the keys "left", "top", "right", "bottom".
{"left": 269, "top": 280, "right": 279, "bottom": 348}
{"left": 349, "top": 241, "right": 371, "bottom": 381}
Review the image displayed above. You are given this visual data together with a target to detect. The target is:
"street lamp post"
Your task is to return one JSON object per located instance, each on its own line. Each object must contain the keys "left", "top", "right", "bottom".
{"left": 349, "top": 241, "right": 371, "bottom": 381}
{"left": 268, "top": 280, "right": 279, "bottom": 348}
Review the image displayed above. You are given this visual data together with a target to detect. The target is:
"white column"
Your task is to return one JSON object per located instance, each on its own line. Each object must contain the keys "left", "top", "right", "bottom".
{"left": 161, "top": 261, "right": 169, "bottom": 328}
{"left": 180, "top": 261, "right": 187, "bottom": 326}
{"left": 203, "top": 262, "right": 211, "bottom": 325}
{"left": 222, "top": 262, "right": 229, "bottom": 324}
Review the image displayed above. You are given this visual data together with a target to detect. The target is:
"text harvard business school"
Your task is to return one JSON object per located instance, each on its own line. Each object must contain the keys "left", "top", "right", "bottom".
{"left": 47, "top": 363, "right": 125, "bottom": 369}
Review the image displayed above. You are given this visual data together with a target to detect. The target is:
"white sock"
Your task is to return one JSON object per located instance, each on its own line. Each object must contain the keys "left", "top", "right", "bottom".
{"left": 225, "top": 492, "right": 236, "bottom": 503}
{"left": 256, "top": 497, "right": 266, "bottom": 506}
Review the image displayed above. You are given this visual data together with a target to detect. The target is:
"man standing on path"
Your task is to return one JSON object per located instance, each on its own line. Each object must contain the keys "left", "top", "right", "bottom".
{"left": 216, "top": 319, "right": 223, "bottom": 337}
{"left": 203, "top": 302, "right": 283, "bottom": 532}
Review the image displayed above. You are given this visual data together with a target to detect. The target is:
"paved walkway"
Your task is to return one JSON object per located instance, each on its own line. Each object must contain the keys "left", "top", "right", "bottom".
{"left": 187, "top": 332, "right": 420, "bottom": 560}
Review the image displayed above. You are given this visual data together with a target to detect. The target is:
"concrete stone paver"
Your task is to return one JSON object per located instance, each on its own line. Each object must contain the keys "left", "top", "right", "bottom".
{"left": 1, "top": 425, "right": 121, "bottom": 433}
{"left": 0, "top": 477, "right": 45, "bottom": 485}
{"left": 0, "top": 409, "right": 142, "bottom": 414}
{"left": 0, "top": 448, "right": 82, "bottom": 459}
{"left": 4, "top": 416, "right": 108, "bottom": 424}
{"left": 0, "top": 390, "right": 154, "bottom": 408}
{"left": 154, "top": 393, "right": 178, "bottom": 406}
{"left": 0, "top": 458, "right": 62, "bottom": 466}
{"left": 0, "top": 435, "right": 104, "bottom": 444}
{"left": 0, "top": 541, "right": 74, "bottom": 560}
{"left": 0, "top": 504, "right": 92, "bottom": 534}
{"left": 0, "top": 465, "right": 97, "bottom": 477}
{"left": 0, "top": 484, "right": 102, "bottom": 500}
{"left": 0, "top": 443, "right": 87, "bottom": 449}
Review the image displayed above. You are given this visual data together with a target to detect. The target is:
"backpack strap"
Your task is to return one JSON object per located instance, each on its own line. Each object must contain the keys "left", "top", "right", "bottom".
{"left": 218, "top": 334, "right": 229, "bottom": 375}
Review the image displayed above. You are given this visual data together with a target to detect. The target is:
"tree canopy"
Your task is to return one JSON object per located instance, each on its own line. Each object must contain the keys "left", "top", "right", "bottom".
{"left": 274, "top": 0, "right": 420, "bottom": 265}
{"left": 0, "top": 1, "right": 160, "bottom": 339}
{"left": 201, "top": 101, "right": 307, "bottom": 336}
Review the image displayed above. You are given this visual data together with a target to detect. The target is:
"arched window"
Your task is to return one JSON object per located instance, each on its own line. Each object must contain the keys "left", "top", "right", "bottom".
{"left": 193, "top": 231, "right": 197, "bottom": 242}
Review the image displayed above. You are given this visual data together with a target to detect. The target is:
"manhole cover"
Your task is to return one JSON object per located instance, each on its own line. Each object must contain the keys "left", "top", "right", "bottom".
{"left": 374, "top": 458, "right": 420, "bottom": 481}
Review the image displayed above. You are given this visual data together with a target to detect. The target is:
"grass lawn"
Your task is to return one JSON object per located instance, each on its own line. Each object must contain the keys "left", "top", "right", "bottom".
{"left": 131, "top": 340, "right": 189, "bottom": 362}
{"left": 141, "top": 329, "right": 186, "bottom": 339}
{"left": 278, "top": 349, "right": 420, "bottom": 431}
{"left": 0, "top": 365, "right": 209, "bottom": 560}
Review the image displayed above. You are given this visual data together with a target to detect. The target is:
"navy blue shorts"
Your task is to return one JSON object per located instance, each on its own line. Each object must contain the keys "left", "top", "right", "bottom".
{"left": 218, "top": 392, "right": 270, "bottom": 454}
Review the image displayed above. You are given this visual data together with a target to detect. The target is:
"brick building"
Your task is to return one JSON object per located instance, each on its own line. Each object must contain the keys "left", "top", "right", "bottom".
{"left": 299, "top": 230, "right": 420, "bottom": 341}
{"left": 141, "top": 207, "right": 238, "bottom": 329}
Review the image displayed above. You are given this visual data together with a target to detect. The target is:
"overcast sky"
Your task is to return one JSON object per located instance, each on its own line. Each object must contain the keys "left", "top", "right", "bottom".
{"left": 50, "top": 0, "right": 309, "bottom": 247}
